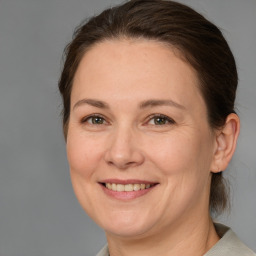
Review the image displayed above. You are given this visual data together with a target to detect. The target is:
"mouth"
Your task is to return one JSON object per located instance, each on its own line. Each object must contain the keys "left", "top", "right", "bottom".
{"left": 102, "top": 182, "right": 156, "bottom": 192}
{"left": 99, "top": 180, "right": 158, "bottom": 200}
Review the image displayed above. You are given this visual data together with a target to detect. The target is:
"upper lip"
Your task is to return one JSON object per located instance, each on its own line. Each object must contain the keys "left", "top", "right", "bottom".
{"left": 99, "top": 179, "right": 158, "bottom": 185}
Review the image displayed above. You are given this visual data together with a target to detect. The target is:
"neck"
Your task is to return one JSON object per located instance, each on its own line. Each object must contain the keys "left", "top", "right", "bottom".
{"left": 106, "top": 215, "right": 219, "bottom": 256}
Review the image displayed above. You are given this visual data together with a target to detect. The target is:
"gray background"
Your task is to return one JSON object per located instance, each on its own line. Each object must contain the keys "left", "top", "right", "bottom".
{"left": 0, "top": 0, "right": 255, "bottom": 255}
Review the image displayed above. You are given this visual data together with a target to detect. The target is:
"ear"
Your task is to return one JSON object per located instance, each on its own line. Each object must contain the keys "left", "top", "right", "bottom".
{"left": 211, "top": 113, "right": 240, "bottom": 173}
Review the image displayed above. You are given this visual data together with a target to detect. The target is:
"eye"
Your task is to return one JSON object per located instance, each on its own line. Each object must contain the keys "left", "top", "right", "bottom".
{"left": 81, "top": 114, "right": 107, "bottom": 125}
{"left": 147, "top": 114, "right": 175, "bottom": 126}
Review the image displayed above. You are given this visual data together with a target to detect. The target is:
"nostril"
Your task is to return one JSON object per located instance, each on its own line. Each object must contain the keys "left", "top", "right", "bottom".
{"left": 104, "top": 143, "right": 145, "bottom": 169}
{"left": 110, "top": 161, "right": 134, "bottom": 168}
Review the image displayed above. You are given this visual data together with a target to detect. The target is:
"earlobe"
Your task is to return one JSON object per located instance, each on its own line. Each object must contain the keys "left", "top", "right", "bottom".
{"left": 211, "top": 113, "right": 240, "bottom": 173}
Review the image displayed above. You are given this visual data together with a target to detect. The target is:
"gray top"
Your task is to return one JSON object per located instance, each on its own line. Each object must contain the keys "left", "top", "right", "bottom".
{"left": 96, "top": 223, "right": 256, "bottom": 256}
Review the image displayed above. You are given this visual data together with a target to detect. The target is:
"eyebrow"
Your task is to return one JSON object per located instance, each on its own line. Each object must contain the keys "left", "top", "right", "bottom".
{"left": 73, "top": 98, "right": 185, "bottom": 111}
{"left": 73, "top": 99, "right": 110, "bottom": 110}
{"left": 139, "top": 99, "right": 185, "bottom": 110}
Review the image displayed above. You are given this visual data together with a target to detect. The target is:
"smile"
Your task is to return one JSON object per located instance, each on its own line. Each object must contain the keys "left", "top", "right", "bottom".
{"left": 99, "top": 180, "right": 158, "bottom": 200}
{"left": 104, "top": 183, "right": 153, "bottom": 192}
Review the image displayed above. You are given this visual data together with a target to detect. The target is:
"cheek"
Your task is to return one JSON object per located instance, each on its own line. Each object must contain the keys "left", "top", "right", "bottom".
{"left": 145, "top": 129, "right": 213, "bottom": 184}
{"left": 66, "top": 132, "right": 103, "bottom": 178}
{"left": 146, "top": 134, "right": 196, "bottom": 170}
{"left": 146, "top": 131, "right": 213, "bottom": 215}
{"left": 66, "top": 132, "right": 105, "bottom": 217}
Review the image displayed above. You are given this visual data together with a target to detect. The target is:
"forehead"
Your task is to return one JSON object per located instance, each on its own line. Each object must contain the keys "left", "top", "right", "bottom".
{"left": 71, "top": 39, "right": 204, "bottom": 110}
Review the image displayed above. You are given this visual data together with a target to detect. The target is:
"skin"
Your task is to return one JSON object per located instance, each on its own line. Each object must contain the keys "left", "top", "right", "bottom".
{"left": 66, "top": 39, "right": 240, "bottom": 256}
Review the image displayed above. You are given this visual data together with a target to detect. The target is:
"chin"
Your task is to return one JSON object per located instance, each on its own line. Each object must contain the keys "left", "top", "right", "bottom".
{"left": 104, "top": 223, "right": 153, "bottom": 238}
{"left": 95, "top": 211, "right": 158, "bottom": 238}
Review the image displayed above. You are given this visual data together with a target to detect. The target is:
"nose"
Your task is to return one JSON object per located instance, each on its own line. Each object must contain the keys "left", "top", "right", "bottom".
{"left": 104, "top": 126, "right": 145, "bottom": 169}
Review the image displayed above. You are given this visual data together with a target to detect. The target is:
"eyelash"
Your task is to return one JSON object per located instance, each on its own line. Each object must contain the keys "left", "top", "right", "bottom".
{"left": 80, "top": 114, "right": 175, "bottom": 126}
{"left": 146, "top": 114, "right": 175, "bottom": 126}
{"left": 81, "top": 114, "right": 108, "bottom": 125}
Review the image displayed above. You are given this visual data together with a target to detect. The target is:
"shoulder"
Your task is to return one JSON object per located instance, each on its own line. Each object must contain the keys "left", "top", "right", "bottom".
{"left": 96, "top": 244, "right": 109, "bottom": 256}
{"left": 95, "top": 224, "right": 256, "bottom": 256}
{"left": 204, "top": 223, "right": 256, "bottom": 256}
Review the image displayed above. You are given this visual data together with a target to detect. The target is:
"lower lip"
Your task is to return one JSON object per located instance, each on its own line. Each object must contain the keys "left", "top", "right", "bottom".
{"left": 100, "top": 184, "right": 156, "bottom": 200}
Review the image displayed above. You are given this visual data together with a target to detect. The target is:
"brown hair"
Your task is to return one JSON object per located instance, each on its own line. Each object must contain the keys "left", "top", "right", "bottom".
{"left": 59, "top": 0, "right": 237, "bottom": 215}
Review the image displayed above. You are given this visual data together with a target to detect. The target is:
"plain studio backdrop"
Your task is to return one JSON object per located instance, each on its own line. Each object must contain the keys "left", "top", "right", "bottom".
{"left": 0, "top": 0, "right": 255, "bottom": 255}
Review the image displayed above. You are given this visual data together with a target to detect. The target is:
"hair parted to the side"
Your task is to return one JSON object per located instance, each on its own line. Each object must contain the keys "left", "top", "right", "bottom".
{"left": 58, "top": 0, "right": 238, "bottom": 216}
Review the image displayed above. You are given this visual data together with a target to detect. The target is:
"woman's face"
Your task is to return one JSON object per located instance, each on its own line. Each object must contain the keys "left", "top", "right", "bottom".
{"left": 67, "top": 39, "right": 218, "bottom": 238}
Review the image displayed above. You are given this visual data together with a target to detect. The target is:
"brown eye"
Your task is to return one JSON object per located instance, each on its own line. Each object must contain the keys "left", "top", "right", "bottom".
{"left": 153, "top": 116, "right": 168, "bottom": 125}
{"left": 148, "top": 114, "right": 175, "bottom": 126}
{"left": 91, "top": 116, "right": 104, "bottom": 124}
{"left": 82, "top": 115, "right": 106, "bottom": 125}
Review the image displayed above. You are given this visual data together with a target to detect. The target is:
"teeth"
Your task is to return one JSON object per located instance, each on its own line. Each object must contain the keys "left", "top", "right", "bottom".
{"left": 111, "top": 183, "right": 117, "bottom": 191}
{"left": 141, "top": 184, "right": 146, "bottom": 189}
{"left": 116, "top": 184, "right": 124, "bottom": 192}
{"left": 133, "top": 184, "right": 141, "bottom": 191}
{"left": 105, "top": 183, "right": 153, "bottom": 191}
{"left": 125, "top": 184, "right": 133, "bottom": 192}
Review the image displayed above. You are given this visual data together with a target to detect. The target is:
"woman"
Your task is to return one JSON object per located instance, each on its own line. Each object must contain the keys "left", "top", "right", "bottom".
{"left": 58, "top": 1, "right": 255, "bottom": 255}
